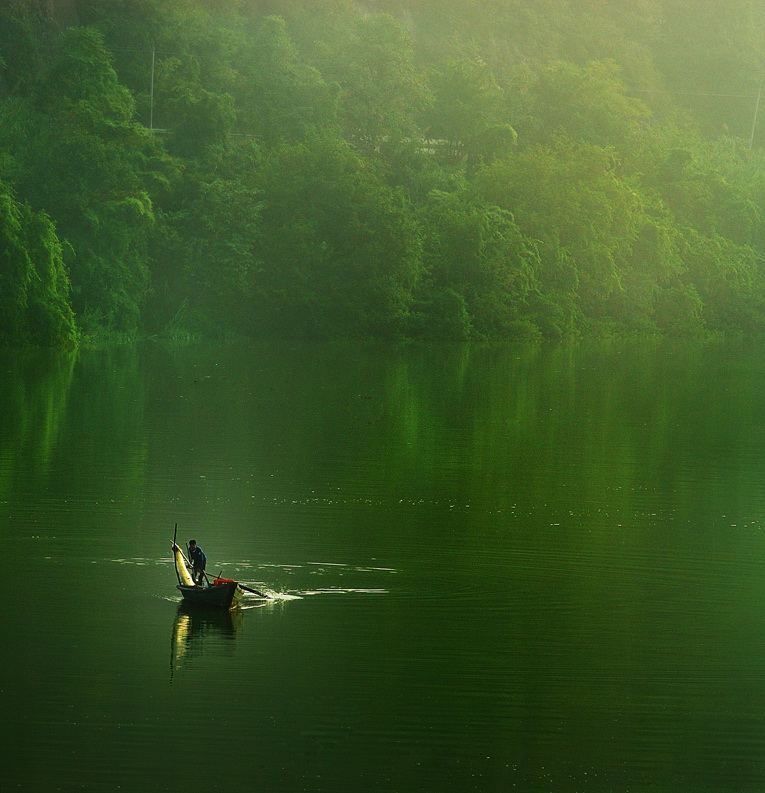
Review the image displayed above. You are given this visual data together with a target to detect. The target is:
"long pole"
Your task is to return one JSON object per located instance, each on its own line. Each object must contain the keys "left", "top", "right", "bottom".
{"left": 149, "top": 45, "right": 155, "bottom": 131}
{"left": 750, "top": 83, "right": 762, "bottom": 149}
{"left": 172, "top": 523, "right": 183, "bottom": 585}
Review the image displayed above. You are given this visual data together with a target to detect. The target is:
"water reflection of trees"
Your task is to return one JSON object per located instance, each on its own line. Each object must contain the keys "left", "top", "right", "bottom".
{"left": 144, "top": 337, "right": 765, "bottom": 542}
{"left": 0, "top": 348, "right": 76, "bottom": 497}
{"left": 0, "top": 345, "right": 155, "bottom": 545}
{"left": 170, "top": 603, "right": 244, "bottom": 671}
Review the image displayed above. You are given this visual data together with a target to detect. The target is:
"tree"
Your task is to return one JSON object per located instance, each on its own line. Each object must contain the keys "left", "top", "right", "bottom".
{"left": 12, "top": 26, "right": 163, "bottom": 332}
{"left": 149, "top": 159, "right": 265, "bottom": 335}
{"left": 0, "top": 2, "right": 41, "bottom": 97}
{"left": 474, "top": 139, "right": 645, "bottom": 327}
{"left": 0, "top": 180, "right": 76, "bottom": 346}
{"left": 680, "top": 229, "right": 765, "bottom": 332}
{"left": 424, "top": 56, "right": 516, "bottom": 170}
{"left": 522, "top": 60, "right": 651, "bottom": 147}
{"left": 233, "top": 15, "right": 338, "bottom": 144}
{"left": 157, "top": 56, "right": 236, "bottom": 159}
{"left": 251, "top": 135, "right": 422, "bottom": 337}
{"left": 416, "top": 188, "right": 541, "bottom": 339}
{"left": 311, "top": 14, "right": 430, "bottom": 153}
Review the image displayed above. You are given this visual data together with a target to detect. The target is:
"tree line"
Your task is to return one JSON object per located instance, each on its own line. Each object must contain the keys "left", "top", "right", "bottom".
{"left": 3, "top": 0, "right": 765, "bottom": 346}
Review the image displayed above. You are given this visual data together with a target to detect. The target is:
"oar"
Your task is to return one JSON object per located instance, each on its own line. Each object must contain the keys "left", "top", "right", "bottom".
{"left": 238, "top": 583, "right": 270, "bottom": 598}
{"left": 199, "top": 556, "right": 270, "bottom": 597}
{"left": 201, "top": 575, "right": 269, "bottom": 599}
{"left": 190, "top": 553, "right": 270, "bottom": 598}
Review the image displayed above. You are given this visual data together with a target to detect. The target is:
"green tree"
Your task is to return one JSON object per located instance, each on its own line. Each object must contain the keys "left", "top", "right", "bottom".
{"left": 150, "top": 163, "right": 264, "bottom": 335}
{"left": 523, "top": 60, "right": 651, "bottom": 147}
{"left": 12, "top": 27, "right": 163, "bottom": 332}
{"left": 627, "top": 125, "right": 765, "bottom": 248}
{"left": 0, "top": 180, "right": 77, "bottom": 346}
{"left": 602, "top": 208, "right": 703, "bottom": 334}
{"left": 680, "top": 229, "right": 765, "bottom": 332}
{"left": 312, "top": 14, "right": 430, "bottom": 153}
{"left": 251, "top": 135, "right": 422, "bottom": 337}
{"left": 157, "top": 56, "right": 236, "bottom": 159}
{"left": 234, "top": 15, "right": 339, "bottom": 144}
{"left": 474, "top": 139, "right": 646, "bottom": 329}
{"left": 424, "top": 57, "right": 516, "bottom": 169}
{"left": 0, "top": 2, "right": 41, "bottom": 97}
{"left": 77, "top": 0, "right": 243, "bottom": 131}
{"left": 416, "top": 189, "right": 541, "bottom": 339}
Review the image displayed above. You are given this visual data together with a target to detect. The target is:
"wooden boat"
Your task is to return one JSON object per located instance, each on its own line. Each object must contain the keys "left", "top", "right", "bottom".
{"left": 176, "top": 577, "right": 246, "bottom": 609}
{"left": 171, "top": 536, "right": 267, "bottom": 609}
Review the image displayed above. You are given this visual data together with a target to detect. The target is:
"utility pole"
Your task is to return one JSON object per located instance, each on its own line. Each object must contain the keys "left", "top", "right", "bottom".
{"left": 749, "top": 82, "right": 762, "bottom": 149}
{"left": 149, "top": 45, "right": 155, "bottom": 131}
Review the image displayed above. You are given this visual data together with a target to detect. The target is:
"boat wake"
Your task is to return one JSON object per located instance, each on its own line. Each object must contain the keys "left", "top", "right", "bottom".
{"left": 242, "top": 590, "right": 302, "bottom": 604}
{"left": 126, "top": 552, "right": 397, "bottom": 605}
{"left": 297, "top": 587, "right": 389, "bottom": 596}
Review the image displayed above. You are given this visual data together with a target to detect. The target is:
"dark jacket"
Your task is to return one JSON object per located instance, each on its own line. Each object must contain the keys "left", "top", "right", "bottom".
{"left": 189, "top": 545, "right": 207, "bottom": 570}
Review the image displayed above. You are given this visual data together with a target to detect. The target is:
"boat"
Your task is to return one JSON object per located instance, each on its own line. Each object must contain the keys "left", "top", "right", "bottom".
{"left": 171, "top": 532, "right": 268, "bottom": 608}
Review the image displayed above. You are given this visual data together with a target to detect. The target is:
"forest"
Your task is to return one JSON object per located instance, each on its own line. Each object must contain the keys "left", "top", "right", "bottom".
{"left": 4, "top": 0, "right": 765, "bottom": 345}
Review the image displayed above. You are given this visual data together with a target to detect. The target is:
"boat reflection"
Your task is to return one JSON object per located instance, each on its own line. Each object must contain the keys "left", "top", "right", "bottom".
{"left": 170, "top": 602, "right": 244, "bottom": 671}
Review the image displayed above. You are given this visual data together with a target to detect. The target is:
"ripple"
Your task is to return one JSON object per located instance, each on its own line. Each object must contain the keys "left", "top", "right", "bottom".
{"left": 298, "top": 587, "right": 389, "bottom": 595}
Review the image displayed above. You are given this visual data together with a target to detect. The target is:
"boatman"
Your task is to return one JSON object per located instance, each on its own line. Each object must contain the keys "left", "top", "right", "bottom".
{"left": 188, "top": 539, "right": 207, "bottom": 586}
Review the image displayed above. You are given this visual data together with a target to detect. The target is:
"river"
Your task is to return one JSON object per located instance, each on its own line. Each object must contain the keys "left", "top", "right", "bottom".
{"left": 3, "top": 338, "right": 765, "bottom": 792}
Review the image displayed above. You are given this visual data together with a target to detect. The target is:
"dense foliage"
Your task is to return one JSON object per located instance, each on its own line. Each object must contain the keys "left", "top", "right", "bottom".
{"left": 4, "top": 0, "right": 765, "bottom": 344}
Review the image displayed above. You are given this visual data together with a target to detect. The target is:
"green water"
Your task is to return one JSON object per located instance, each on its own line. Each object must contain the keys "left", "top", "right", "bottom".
{"left": 4, "top": 339, "right": 765, "bottom": 792}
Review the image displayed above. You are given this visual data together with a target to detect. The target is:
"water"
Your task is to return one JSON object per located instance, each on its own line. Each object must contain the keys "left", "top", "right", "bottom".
{"left": 3, "top": 338, "right": 765, "bottom": 791}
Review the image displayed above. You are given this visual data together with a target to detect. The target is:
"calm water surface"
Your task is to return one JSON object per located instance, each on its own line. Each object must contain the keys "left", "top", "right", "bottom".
{"left": 3, "top": 339, "right": 765, "bottom": 792}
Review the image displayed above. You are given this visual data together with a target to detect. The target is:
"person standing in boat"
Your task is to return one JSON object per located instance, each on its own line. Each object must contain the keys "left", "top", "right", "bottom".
{"left": 188, "top": 539, "right": 207, "bottom": 586}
